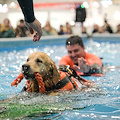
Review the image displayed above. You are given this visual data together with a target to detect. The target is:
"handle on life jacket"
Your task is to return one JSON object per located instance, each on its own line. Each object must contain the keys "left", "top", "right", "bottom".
{"left": 59, "top": 65, "right": 94, "bottom": 86}
{"left": 68, "top": 68, "right": 94, "bottom": 86}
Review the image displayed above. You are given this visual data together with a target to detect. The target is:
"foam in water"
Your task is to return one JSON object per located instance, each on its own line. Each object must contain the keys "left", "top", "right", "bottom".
{"left": 0, "top": 39, "right": 120, "bottom": 119}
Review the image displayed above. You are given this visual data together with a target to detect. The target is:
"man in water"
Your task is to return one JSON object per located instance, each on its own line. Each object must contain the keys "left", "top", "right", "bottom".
{"left": 58, "top": 35, "right": 102, "bottom": 75}
{"left": 17, "top": 0, "right": 42, "bottom": 42}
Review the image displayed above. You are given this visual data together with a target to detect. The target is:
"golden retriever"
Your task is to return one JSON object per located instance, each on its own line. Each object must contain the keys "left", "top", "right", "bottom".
{"left": 21, "top": 52, "right": 60, "bottom": 92}
{"left": 11, "top": 51, "right": 93, "bottom": 93}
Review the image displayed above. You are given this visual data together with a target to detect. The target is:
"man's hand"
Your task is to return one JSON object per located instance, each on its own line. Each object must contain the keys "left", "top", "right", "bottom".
{"left": 25, "top": 18, "right": 42, "bottom": 42}
{"left": 73, "top": 57, "right": 90, "bottom": 73}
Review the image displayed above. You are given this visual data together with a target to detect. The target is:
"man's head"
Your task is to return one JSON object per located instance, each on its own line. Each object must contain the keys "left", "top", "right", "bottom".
{"left": 19, "top": 19, "right": 25, "bottom": 27}
{"left": 66, "top": 36, "right": 85, "bottom": 64}
{"left": 4, "top": 18, "right": 10, "bottom": 27}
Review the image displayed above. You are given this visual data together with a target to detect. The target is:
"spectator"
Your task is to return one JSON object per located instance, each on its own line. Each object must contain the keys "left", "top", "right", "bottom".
{"left": 58, "top": 25, "right": 66, "bottom": 35}
{"left": 66, "top": 28, "right": 72, "bottom": 34}
{"left": 82, "top": 26, "right": 86, "bottom": 34}
{"left": 98, "top": 26, "right": 104, "bottom": 34}
{"left": 116, "top": 24, "right": 120, "bottom": 34}
{"left": 42, "top": 21, "right": 58, "bottom": 36}
{"left": 64, "top": 22, "right": 72, "bottom": 33}
{"left": 104, "top": 20, "right": 113, "bottom": 33}
{"left": 15, "top": 19, "right": 30, "bottom": 37}
{"left": 0, "top": 18, "right": 15, "bottom": 38}
{"left": 92, "top": 24, "right": 99, "bottom": 33}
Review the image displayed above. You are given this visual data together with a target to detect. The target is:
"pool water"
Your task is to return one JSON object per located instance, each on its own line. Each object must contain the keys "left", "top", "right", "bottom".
{"left": 0, "top": 36, "right": 120, "bottom": 119}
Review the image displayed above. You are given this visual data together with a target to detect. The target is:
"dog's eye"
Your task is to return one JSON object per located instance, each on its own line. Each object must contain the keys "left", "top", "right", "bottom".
{"left": 36, "top": 59, "right": 42, "bottom": 63}
{"left": 27, "top": 58, "right": 29, "bottom": 62}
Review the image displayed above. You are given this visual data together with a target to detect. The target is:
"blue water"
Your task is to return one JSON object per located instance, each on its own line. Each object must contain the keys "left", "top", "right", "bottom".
{"left": 0, "top": 36, "right": 120, "bottom": 119}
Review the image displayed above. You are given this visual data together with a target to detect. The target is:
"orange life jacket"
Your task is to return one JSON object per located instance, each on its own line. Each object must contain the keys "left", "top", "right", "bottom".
{"left": 58, "top": 51, "right": 103, "bottom": 76}
{"left": 11, "top": 71, "right": 94, "bottom": 93}
{"left": 46, "top": 71, "right": 93, "bottom": 92}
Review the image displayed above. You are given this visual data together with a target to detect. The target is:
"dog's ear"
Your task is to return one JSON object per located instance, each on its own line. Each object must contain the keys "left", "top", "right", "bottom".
{"left": 49, "top": 61, "right": 60, "bottom": 85}
{"left": 43, "top": 57, "right": 60, "bottom": 87}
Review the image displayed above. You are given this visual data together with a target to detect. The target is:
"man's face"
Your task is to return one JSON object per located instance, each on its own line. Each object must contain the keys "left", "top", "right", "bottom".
{"left": 4, "top": 19, "right": 9, "bottom": 27}
{"left": 20, "top": 22, "right": 25, "bottom": 27}
{"left": 66, "top": 44, "right": 85, "bottom": 64}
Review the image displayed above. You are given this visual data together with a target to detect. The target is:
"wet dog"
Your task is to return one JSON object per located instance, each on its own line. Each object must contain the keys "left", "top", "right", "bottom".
{"left": 11, "top": 52, "right": 94, "bottom": 93}
{"left": 21, "top": 52, "right": 60, "bottom": 92}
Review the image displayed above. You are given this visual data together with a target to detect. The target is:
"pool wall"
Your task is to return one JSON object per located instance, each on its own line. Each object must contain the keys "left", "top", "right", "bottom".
{"left": 0, "top": 34, "right": 120, "bottom": 52}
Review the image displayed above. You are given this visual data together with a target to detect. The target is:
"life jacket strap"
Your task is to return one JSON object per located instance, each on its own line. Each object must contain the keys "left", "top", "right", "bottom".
{"left": 46, "top": 75, "right": 70, "bottom": 91}
{"left": 68, "top": 74, "right": 77, "bottom": 90}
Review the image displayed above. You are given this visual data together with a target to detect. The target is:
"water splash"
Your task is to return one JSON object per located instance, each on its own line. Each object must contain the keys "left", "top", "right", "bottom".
{"left": 0, "top": 40, "right": 120, "bottom": 119}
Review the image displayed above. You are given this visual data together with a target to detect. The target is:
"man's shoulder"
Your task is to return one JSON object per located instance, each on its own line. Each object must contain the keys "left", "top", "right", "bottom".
{"left": 85, "top": 51, "right": 101, "bottom": 60}
{"left": 58, "top": 55, "right": 73, "bottom": 66}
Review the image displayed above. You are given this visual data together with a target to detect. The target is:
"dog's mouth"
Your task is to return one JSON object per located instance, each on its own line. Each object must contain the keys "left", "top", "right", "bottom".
{"left": 22, "top": 64, "right": 36, "bottom": 80}
{"left": 22, "top": 71, "right": 35, "bottom": 80}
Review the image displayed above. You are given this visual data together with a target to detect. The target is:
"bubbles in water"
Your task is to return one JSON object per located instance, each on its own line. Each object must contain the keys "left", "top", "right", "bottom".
{"left": 0, "top": 40, "right": 120, "bottom": 119}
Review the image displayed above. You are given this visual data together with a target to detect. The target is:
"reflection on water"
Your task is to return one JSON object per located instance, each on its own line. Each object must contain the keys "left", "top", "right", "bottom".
{"left": 0, "top": 40, "right": 120, "bottom": 119}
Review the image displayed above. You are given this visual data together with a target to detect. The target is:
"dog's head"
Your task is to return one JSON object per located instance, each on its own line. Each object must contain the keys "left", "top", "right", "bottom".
{"left": 22, "top": 52, "right": 60, "bottom": 87}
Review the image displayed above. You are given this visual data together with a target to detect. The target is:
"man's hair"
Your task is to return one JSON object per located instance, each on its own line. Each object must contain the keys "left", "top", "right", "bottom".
{"left": 20, "top": 19, "right": 24, "bottom": 23}
{"left": 66, "top": 35, "right": 84, "bottom": 48}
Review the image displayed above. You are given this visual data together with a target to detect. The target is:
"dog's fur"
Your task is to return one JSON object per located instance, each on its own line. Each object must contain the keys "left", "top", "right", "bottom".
{"left": 22, "top": 52, "right": 60, "bottom": 92}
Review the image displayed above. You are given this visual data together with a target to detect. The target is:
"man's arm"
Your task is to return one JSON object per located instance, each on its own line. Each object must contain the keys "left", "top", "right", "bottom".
{"left": 17, "top": 0, "right": 35, "bottom": 23}
{"left": 74, "top": 57, "right": 102, "bottom": 74}
{"left": 86, "top": 63, "right": 102, "bottom": 74}
{"left": 17, "top": 0, "right": 42, "bottom": 42}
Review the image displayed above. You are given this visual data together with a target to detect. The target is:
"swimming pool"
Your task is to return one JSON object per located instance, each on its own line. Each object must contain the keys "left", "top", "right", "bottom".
{"left": 0, "top": 35, "right": 120, "bottom": 119}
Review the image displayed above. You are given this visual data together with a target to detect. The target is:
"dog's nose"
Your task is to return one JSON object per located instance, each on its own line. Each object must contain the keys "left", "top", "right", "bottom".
{"left": 22, "top": 64, "right": 30, "bottom": 72}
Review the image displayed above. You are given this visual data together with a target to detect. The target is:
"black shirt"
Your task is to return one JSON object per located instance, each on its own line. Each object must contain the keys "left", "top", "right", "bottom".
{"left": 17, "top": 0, "right": 35, "bottom": 23}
